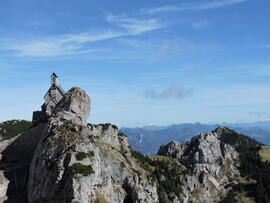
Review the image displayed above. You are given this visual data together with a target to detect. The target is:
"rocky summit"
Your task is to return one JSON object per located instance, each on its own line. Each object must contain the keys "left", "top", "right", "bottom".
{"left": 158, "top": 128, "right": 240, "bottom": 202}
{"left": 0, "top": 85, "right": 269, "bottom": 203}
{"left": 27, "top": 87, "right": 158, "bottom": 203}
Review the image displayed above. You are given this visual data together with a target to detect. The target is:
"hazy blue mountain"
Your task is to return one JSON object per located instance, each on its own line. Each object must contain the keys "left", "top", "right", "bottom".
{"left": 121, "top": 123, "right": 219, "bottom": 155}
{"left": 232, "top": 127, "right": 270, "bottom": 145}
{"left": 222, "top": 121, "right": 270, "bottom": 130}
{"left": 121, "top": 122, "right": 270, "bottom": 155}
{"left": 141, "top": 125, "right": 170, "bottom": 131}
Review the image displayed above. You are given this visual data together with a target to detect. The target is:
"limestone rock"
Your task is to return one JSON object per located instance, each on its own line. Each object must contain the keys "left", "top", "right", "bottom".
{"left": 157, "top": 127, "right": 240, "bottom": 203}
{"left": 28, "top": 87, "right": 158, "bottom": 203}
{"left": 158, "top": 141, "right": 187, "bottom": 160}
{"left": 0, "top": 85, "right": 245, "bottom": 203}
{"left": 181, "top": 131, "right": 238, "bottom": 166}
{"left": 54, "top": 87, "right": 91, "bottom": 125}
{"left": 0, "top": 171, "right": 9, "bottom": 202}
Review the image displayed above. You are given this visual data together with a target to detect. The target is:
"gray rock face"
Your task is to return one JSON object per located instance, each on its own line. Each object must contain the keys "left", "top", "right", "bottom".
{"left": 157, "top": 141, "right": 187, "bottom": 160}
{"left": 158, "top": 128, "right": 240, "bottom": 203}
{"left": 0, "top": 86, "right": 244, "bottom": 203}
{"left": 0, "top": 73, "right": 257, "bottom": 203}
{"left": 28, "top": 87, "right": 158, "bottom": 203}
{"left": 54, "top": 87, "right": 91, "bottom": 125}
{"left": 0, "top": 171, "right": 9, "bottom": 202}
{"left": 182, "top": 131, "right": 238, "bottom": 165}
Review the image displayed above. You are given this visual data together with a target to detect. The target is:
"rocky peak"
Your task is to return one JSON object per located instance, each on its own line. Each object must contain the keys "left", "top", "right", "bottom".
{"left": 159, "top": 128, "right": 238, "bottom": 166}
{"left": 157, "top": 141, "right": 187, "bottom": 160}
{"left": 213, "top": 126, "right": 262, "bottom": 147}
{"left": 157, "top": 127, "right": 240, "bottom": 202}
{"left": 184, "top": 130, "right": 236, "bottom": 164}
{"left": 53, "top": 87, "right": 91, "bottom": 125}
{"left": 214, "top": 126, "right": 232, "bottom": 134}
{"left": 27, "top": 87, "right": 158, "bottom": 203}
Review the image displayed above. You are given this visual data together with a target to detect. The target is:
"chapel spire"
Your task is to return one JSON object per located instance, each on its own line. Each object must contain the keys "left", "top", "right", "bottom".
{"left": 51, "top": 72, "right": 58, "bottom": 86}
{"left": 32, "top": 73, "right": 65, "bottom": 126}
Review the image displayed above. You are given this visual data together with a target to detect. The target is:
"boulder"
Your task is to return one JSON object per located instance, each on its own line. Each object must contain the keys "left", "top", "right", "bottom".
{"left": 54, "top": 87, "right": 91, "bottom": 125}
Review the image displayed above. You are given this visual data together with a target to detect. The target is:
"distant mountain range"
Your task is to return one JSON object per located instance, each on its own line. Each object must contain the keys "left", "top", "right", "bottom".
{"left": 121, "top": 121, "right": 270, "bottom": 155}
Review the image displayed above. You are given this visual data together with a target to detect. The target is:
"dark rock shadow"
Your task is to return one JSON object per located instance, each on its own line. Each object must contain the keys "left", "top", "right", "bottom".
{"left": 0, "top": 124, "right": 46, "bottom": 203}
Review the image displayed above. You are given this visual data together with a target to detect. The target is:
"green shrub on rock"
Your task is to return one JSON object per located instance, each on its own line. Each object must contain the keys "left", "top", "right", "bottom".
{"left": 75, "top": 151, "right": 95, "bottom": 160}
{"left": 70, "top": 163, "right": 94, "bottom": 176}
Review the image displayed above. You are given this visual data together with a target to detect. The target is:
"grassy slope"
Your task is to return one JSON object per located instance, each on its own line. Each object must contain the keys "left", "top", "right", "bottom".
{"left": 221, "top": 144, "right": 270, "bottom": 203}
{"left": 131, "top": 150, "right": 188, "bottom": 202}
{"left": 0, "top": 120, "right": 32, "bottom": 140}
{"left": 259, "top": 145, "right": 270, "bottom": 162}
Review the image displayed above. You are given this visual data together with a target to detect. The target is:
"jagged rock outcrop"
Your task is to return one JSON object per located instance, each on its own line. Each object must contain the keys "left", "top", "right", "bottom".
{"left": 0, "top": 171, "right": 9, "bottom": 202}
{"left": 157, "top": 141, "right": 187, "bottom": 160}
{"left": 0, "top": 86, "right": 254, "bottom": 203}
{"left": 53, "top": 87, "right": 90, "bottom": 125}
{"left": 28, "top": 87, "right": 158, "bottom": 203}
{"left": 214, "top": 126, "right": 262, "bottom": 147}
{"left": 158, "top": 127, "right": 240, "bottom": 203}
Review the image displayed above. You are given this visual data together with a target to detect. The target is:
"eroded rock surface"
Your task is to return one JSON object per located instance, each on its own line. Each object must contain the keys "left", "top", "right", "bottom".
{"left": 53, "top": 87, "right": 91, "bottom": 125}
{"left": 0, "top": 86, "right": 247, "bottom": 203}
{"left": 0, "top": 171, "right": 9, "bottom": 202}
{"left": 158, "top": 127, "right": 240, "bottom": 203}
{"left": 28, "top": 87, "right": 158, "bottom": 203}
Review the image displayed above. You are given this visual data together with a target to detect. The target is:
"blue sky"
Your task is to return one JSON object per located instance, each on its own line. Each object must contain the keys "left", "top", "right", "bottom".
{"left": 1, "top": 0, "right": 270, "bottom": 127}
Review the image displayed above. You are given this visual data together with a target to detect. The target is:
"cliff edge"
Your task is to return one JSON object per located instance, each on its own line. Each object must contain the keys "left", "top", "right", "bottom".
{"left": 28, "top": 87, "right": 158, "bottom": 203}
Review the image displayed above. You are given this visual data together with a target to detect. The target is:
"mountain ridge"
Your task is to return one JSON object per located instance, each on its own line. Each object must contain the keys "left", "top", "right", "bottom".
{"left": 121, "top": 122, "right": 270, "bottom": 155}
{"left": 156, "top": 126, "right": 270, "bottom": 202}
{"left": 0, "top": 113, "right": 269, "bottom": 202}
{"left": 0, "top": 87, "right": 270, "bottom": 202}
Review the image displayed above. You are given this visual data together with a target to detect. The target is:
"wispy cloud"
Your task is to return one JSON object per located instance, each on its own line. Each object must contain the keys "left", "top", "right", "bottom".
{"left": 143, "top": 86, "right": 193, "bottom": 100}
{"left": 3, "top": 32, "right": 119, "bottom": 57}
{"left": 106, "top": 15, "right": 164, "bottom": 35}
{"left": 192, "top": 19, "right": 211, "bottom": 29}
{"left": 2, "top": 15, "right": 164, "bottom": 57}
{"left": 141, "top": 0, "right": 247, "bottom": 14}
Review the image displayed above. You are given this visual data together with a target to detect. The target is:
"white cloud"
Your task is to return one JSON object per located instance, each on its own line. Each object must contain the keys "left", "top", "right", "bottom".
{"left": 4, "top": 32, "right": 118, "bottom": 57}
{"left": 106, "top": 15, "right": 164, "bottom": 35}
{"left": 142, "top": 0, "right": 247, "bottom": 14}
{"left": 2, "top": 15, "right": 164, "bottom": 57}
{"left": 9, "top": 41, "right": 70, "bottom": 57}
{"left": 59, "top": 32, "right": 123, "bottom": 44}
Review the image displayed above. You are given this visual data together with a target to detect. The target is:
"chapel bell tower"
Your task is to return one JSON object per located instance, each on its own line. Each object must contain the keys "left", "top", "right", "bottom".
{"left": 51, "top": 72, "right": 58, "bottom": 86}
